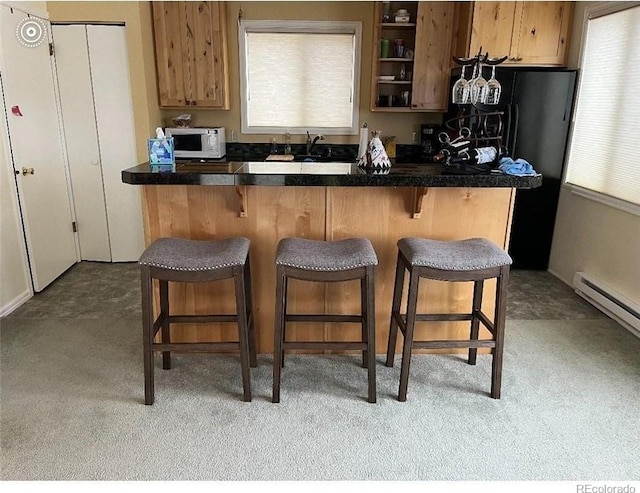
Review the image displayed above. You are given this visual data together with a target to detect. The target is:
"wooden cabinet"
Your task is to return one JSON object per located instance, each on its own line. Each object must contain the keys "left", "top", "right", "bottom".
{"left": 152, "top": 1, "right": 229, "bottom": 109}
{"left": 371, "top": 1, "right": 456, "bottom": 112}
{"left": 411, "top": 2, "right": 456, "bottom": 111}
{"left": 467, "top": 1, "right": 573, "bottom": 65}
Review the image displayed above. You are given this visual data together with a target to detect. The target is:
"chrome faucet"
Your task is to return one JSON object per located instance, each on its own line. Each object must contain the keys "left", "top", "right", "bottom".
{"left": 306, "top": 131, "right": 325, "bottom": 155}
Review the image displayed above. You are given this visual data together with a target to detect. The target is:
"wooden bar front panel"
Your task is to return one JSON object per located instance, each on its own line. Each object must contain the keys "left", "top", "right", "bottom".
{"left": 142, "top": 185, "right": 515, "bottom": 353}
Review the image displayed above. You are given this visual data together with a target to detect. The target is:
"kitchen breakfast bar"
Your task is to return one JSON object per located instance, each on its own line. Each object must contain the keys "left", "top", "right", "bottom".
{"left": 122, "top": 161, "right": 541, "bottom": 354}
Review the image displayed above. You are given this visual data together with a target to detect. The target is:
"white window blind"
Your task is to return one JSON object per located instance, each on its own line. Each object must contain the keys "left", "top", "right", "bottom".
{"left": 239, "top": 21, "right": 361, "bottom": 134}
{"left": 565, "top": 4, "right": 640, "bottom": 207}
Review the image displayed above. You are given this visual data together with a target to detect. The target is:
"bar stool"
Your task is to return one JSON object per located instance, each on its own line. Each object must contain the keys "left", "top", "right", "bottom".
{"left": 386, "top": 237, "right": 512, "bottom": 401}
{"left": 272, "top": 237, "right": 378, "bottom": 403}
{"left": 139, "top": 237, "right": 257, "bottom": 404}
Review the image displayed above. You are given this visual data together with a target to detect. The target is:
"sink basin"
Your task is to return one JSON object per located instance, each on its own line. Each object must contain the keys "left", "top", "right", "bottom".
{"left": 293, "top": 154, "right": 336, "bottom": 162}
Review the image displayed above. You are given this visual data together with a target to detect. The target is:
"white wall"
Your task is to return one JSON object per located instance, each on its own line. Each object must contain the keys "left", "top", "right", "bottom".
{"left": 548, "top": 2, "right": 640, "bottom": 306}
{"left": 0, "top": 120, "right": 32, "bottom": 315}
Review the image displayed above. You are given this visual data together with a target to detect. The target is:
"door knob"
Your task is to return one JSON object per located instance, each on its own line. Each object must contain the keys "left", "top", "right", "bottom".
{"left": 22, "top": 167, "right": 35, "bottom": 175}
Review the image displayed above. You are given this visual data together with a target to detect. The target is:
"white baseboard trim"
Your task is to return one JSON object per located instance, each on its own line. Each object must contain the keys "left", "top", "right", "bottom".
{"left": 0, "top": 290, "right": 32, "bottom": 318}
{"left": 547, "top": 267, "right": 572, "bottom": 288}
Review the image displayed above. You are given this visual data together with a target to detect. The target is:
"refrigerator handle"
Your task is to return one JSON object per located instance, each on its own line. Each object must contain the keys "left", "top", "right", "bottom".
{"left": 563, "top": 89, "right": 573, "bottom": 122}
{"left": 504, "top": 103, "right": 512, "bottom": 154}
{"left": 511, "top": 104, "right": 520, "bottom": 156}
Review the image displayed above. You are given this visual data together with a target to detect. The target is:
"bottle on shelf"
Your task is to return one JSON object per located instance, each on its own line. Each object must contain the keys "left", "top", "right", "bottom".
{"left": 382, "top": 1, "right": 391, "bottom": 22}
{"left": 284, "top": 130, "right": 291, "bottom": 155}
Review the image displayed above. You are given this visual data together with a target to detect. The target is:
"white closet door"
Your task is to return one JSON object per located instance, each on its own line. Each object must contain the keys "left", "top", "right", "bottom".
{"left": 87, "top": 25, "right": 144, "bottom": 262}
{"left": 52, "top": 24, "right": 111, "bottom": 261}
{"left": 0, "top": 6, "right": 77, "bottom": 291}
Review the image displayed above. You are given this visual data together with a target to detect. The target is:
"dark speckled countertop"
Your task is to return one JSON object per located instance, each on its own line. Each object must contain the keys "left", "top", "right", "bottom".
{"left": 122, "top": 161, "right": 542, "bottom": 188}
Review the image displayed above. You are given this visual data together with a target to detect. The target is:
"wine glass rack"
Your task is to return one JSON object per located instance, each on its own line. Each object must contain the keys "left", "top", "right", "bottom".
{"left": 440, "top": 49, "right": 509, "bottom": 172}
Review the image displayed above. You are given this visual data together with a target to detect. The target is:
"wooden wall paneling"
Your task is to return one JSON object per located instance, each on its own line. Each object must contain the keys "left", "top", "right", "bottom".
{"left": 326, "top": 187, "right": 513, "bottom": 354}
{"left": 143, "top": 185, "right": 515, "bottom": 354}
{"left": 143, "top": 185, "right": 327, "bottom": 352}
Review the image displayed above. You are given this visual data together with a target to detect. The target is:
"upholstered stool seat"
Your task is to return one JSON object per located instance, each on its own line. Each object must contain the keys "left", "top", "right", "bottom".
{"left": 139, "top": 236, "right": 257, "bottom": 405}
{"left": 397, "top": 237, "right": 513, "bottom": 271}
{"left": 386, "top": 237, "right": 512, "bottom": 401}
{"left": 139, "top": 237, "right": 250, "bottom": 273}
{"left": 275, "top": 237, "right": 378, "bottom": 271}
{"left": 273, "top": 237, "right": 378, "bottom": 403}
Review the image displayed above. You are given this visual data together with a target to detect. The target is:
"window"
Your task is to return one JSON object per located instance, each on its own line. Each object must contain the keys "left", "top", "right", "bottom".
{"left": 239, "top": 20, "right": 361, "bottom": 135}
{"left": 564, "top": 3, "right": 640, "bottom": 212}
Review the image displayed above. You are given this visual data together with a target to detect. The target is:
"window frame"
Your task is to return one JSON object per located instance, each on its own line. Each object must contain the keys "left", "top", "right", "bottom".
{"left": 238, "top": 19, "right": 362, "bottom": 136}
{"left": 563, "top": 1, "right": 640, "bottom": 217}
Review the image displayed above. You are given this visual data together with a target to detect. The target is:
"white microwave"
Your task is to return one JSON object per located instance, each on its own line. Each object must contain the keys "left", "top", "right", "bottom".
{"left": 165, "top": 127, "right": 226, "bottom": 159}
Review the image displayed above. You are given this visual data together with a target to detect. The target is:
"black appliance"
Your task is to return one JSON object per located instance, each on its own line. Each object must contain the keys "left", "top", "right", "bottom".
{"left": 420, "top": 123, "right": 441, "bottom": 160}
{"left": 446, "top": 67, "right": 577, "bottom": 270}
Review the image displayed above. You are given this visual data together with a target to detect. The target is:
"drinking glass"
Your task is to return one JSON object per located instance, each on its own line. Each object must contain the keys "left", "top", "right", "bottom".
{"left": 451, "top": 65, "right": 470, "bottom": 104}
{"left": 485, "top": 65, "right": 502, "bottom": 105}
{"left": 469, "top": 62, "right": 488, "bottom": 105}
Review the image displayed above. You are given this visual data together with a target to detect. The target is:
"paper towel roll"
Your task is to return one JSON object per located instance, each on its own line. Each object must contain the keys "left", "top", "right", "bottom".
{"left": 358, "top": 126, "right": 369, "bottom": 159}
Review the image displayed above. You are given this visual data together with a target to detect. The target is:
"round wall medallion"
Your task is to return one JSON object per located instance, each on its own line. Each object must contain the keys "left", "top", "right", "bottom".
{"left": 16, "top": 17, "right": 47, "bottom": 48}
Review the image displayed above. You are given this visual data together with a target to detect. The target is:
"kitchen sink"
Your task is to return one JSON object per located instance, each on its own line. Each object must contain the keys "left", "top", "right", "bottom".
{"left": 293, "top": 154, "right": 338, "bottom": 163}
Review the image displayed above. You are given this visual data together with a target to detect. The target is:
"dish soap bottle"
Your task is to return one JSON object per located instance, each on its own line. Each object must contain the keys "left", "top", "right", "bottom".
{"left": 270, "top": 137, "right": 278, "bottom": 155}
{"left": 284, "top": 130, "right": 291, "bottom": 155}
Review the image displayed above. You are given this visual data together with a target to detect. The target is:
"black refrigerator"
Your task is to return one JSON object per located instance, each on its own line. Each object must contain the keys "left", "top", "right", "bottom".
{"left": 447, "top": 68, "right": 577, "bottom": 270}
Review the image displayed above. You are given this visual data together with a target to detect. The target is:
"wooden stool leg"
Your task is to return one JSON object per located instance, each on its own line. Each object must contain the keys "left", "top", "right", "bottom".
{"left": 244, "top": 257, "right": 258, "bottom": 368}
{"left": 468, "top": 280, "right": 484, "bottom": 366}
{"left": 491, "top": 266, "right": 509, "bottom": 399}
{"left": 366, "top": 266, "right": 377, "bottom": 404}
{"left": 281, "top": 277, "right": 288, "bottom": 368}
{"left": 272, "top": 268, "right": 286, "bottom": 403}
{"left": 234, "top": 267, "right": 252, "bottom": 402}
{"left": 386, "top": 251, "right": 406, "bottom": 367}
{"left": 159, "top": 280, "right": 171, "bottom": 370}
{"left": 398, "top": 270, "right": 420, "bottom": 402}
{"left": 360, "top": 277, "right": 368, "bottom": 369}
{"left": 141, "top": 267, "right": 155, "bottom": 405}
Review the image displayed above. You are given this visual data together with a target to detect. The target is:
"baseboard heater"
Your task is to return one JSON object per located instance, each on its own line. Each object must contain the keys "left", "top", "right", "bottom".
{"left": 573, "top": 272, "right": 640, "bottom": 339}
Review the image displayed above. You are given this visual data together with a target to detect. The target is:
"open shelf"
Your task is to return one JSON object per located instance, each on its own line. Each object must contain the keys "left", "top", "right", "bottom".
{"left": 379, "top": 58, "right": 414, "bottom": 63}
{"left": 381, "top": 22, "right": 416, "bottom": 27}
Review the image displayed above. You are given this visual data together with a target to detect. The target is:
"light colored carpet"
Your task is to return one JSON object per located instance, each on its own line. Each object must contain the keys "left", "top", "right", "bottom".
{"left": 1, "top": 313, "right": 638, "bottom": 480}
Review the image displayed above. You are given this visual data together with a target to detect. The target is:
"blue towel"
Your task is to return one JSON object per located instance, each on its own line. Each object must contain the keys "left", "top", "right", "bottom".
{"left": 498, "top": 157, "right": 537, "bottom": 176}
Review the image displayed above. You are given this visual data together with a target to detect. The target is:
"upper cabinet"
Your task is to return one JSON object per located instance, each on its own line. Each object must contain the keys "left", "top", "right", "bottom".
{"left": 371, "top": 1, "right": 456, "bottom": 112}
{"left": 152, "top": 1, "right": 230, "bottom": 109}
{"left": 467, "top": 1, "right": 573, "bottom": 65}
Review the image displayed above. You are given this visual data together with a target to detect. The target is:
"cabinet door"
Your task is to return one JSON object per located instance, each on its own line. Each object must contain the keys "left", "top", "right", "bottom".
{"left": 411, "top": 2, "right": 455, "bottom": 111}
{"left": 469, "top": 1, "right": 516, "bottom": 59}
{"left": 87, "top": 26, "right": 145, "bottom": 262}
{"left": 512, "top": 1, "right": 573, "bottom": 65}
{"left": 52, "top": 25, "right": 111, "bottom": 262}
{"left": 186, "top": 1, "right": 229, "bottom": 108}
{"left": 152, "top": 1, "right": 191, "bottom": 107}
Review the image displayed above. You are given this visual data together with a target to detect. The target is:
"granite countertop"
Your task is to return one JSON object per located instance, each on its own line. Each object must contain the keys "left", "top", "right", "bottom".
{"left": 121, "top": 161, "right": 542, "bottom": 189}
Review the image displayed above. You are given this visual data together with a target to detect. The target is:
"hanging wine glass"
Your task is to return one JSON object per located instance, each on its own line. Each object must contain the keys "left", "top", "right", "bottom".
{"left": 485, "top": 64, "right": 502, "bottom": 105}
{"left": 469, "top": 62, "right": 488, "bottom": 105}
{"left": 451, "top": 64, "right": 470, "bottom": 104}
